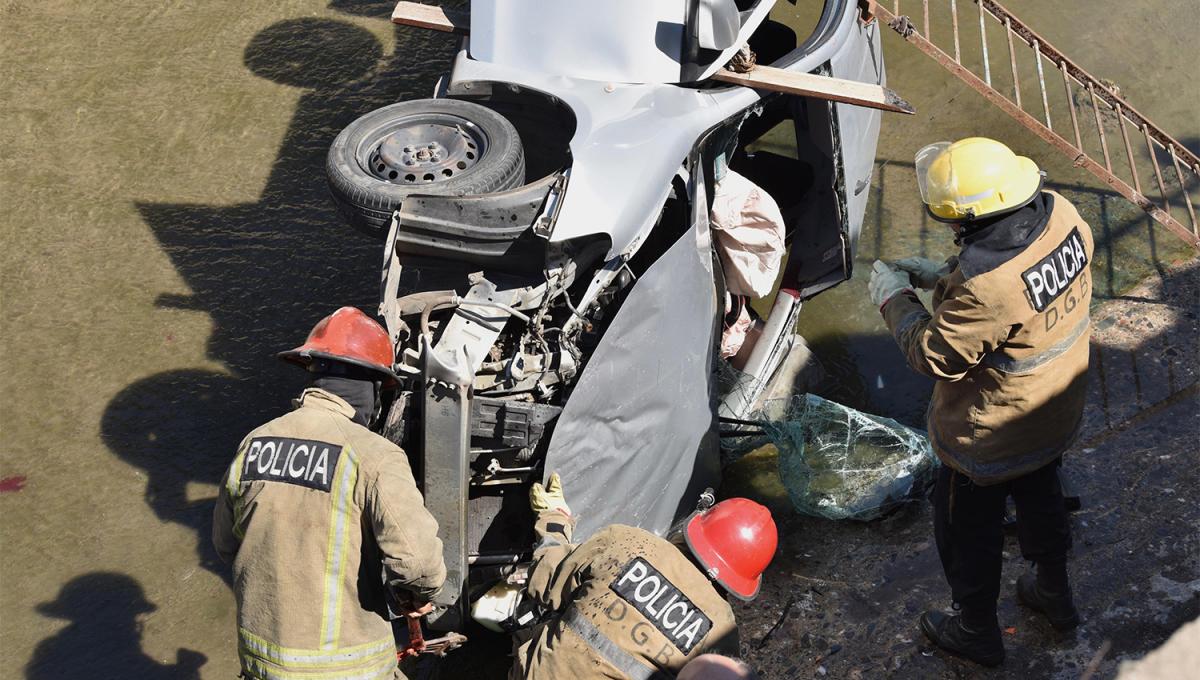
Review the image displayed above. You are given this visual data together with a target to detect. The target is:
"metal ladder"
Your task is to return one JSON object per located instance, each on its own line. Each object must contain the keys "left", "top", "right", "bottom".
{"left": 860, "top": 0, "right": 1200, "bottom": 249}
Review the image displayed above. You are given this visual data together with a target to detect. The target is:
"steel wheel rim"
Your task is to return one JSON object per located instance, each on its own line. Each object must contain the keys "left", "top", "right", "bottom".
{"left": 356, "top": 112, "right": 488, "bottom": 185}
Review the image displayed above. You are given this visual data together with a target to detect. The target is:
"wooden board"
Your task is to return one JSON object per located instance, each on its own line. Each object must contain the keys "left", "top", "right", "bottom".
{"left": 391, "top": 1, "right": 913, "bottom": 114}
{"left": 712, "top": 66, "right": 913, "bottom": 114}
{"left": 392, "top": 1, "right": 468, "bottom": 34}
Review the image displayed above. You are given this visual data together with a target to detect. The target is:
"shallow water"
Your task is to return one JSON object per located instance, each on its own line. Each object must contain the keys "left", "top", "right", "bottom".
{"left": 1, "top": 1, "right": 1195, "bottom": 677}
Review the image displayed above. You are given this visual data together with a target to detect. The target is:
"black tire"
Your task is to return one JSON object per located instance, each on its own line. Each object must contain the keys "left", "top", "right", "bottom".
{"left": 327, "top": 99, "right": 526, "bottom": 238}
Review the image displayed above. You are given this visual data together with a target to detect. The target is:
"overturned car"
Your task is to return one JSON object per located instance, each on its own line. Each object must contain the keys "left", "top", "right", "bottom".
{"left": 325, "top": 0, "right": 893, "bottom": 630}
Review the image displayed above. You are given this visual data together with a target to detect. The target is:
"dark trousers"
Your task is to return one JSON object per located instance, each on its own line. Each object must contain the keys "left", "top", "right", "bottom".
{"left": 932, "top": 457, "right": 1071, "bottom": 626}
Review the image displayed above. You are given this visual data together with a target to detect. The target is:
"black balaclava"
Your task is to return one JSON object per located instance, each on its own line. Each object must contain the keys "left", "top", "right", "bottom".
{"left": 310, "top": 373, "right": 380, "bottom": 427}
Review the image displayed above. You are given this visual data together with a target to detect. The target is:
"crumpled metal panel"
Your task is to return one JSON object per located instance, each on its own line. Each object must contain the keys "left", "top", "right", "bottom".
{"left": 446, "top": 0, "right": 865, "bottom": 260}
{"left": 544, "top": 172, "right": 721, "bottom": 541}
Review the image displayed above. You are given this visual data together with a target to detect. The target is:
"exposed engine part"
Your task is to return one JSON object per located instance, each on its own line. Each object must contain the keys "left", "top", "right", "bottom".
{"left": 532, "top": 172, "right": 568, "bottom": 238}
{"left": 469, "top": 582, "right": 525, "bottom": 633}
{"left": 473, "top": 458, "right": 540, "bottom": 486}
{"left": 470, "top": 398, "right": 561, "bottom": 450}
{"left": 421, "top": 277, "right": 525, "bottom": 631}
{"left": 384, "top": 240, "right": 630, "bottom": 625}
{"left": 473, "top": 351, "right": 576, "bottom": 396}
{"left": 468, "top": 563, "right": 530, "bottom": 583}
{"left": 485, "top": 459, "right": 535, "bottom": 475}
{"left": 418, "top": 293, "right": 530, "bottom": 340}
{"left": 380, "top": 390, "right": 415, "bottom": 449}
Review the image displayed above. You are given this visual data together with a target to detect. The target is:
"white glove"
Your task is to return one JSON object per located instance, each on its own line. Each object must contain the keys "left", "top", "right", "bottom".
{"left": 868, "top": 260, "right": 913, "bottom": 308}
{"left": 530, "top": 472, "right": 570, "bottom": 516}
{"left": 893, "top": 256, "right": 951, "bottom": 290}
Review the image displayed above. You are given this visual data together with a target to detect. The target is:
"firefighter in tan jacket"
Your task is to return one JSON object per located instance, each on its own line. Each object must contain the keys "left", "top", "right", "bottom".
{"left": 213, "top": 307, "right": 446, "bottom": 680}
{"left": 510, "top": 474, "right": 776, "bottom": 680}
{"left": 869, "top": 138, "right": 1093, "bottom": 667}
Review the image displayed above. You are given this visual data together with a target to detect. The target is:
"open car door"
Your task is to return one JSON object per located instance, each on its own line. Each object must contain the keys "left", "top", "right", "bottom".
{"left": 735, "top": 1, "right": 884, "bottom": 297}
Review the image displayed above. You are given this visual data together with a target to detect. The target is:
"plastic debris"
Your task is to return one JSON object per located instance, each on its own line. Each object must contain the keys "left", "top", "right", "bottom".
{"left": 755, "top": 394, "right": 939, "bottom": 521}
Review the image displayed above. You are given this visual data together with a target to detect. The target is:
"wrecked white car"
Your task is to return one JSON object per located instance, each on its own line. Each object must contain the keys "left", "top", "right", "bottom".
{"left": 325, "top": 0, "right": 894, "bottom": 630}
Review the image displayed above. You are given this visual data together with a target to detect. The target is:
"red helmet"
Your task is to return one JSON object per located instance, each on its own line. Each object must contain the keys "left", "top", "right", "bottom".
{"left": 684, "top": 498, "right": 777, "bottom": 600}
{"left": 278, "top": 307, "right": 398, "bottom": 384}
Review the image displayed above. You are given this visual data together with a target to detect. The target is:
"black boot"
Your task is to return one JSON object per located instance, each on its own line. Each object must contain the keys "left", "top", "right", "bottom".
{"left": 919, "top": 610, "right": 1005, "bottom": 667}
{"left": 1017, "top": 572, "right": 1080, "bottom": 630}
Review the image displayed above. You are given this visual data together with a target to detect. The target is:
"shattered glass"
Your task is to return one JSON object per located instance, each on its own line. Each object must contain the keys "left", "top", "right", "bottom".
{"left": 755, "top": 394, "right": 939, "bottom": 521}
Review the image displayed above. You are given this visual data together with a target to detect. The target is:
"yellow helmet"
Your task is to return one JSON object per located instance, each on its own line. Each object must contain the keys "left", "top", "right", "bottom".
{"left": 915, "top": 137, "right": 1043, "bottom": 221}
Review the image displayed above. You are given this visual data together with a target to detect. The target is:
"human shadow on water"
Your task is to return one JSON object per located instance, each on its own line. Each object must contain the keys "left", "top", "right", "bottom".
{"left": 101, "top": 15, "right": 459, "bottom": 581}
{"left": 25, "top": 572, "right": 206, "bottom": 680}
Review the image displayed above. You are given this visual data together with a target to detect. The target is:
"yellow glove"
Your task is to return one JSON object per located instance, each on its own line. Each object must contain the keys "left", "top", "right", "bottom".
{"left": 530, "top": 472, "right": 571, "bottom": 516}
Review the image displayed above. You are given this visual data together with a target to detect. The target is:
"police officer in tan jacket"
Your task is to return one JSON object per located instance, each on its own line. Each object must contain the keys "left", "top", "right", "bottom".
{"left": 213, "top": 307, "right": 446, "bottom": 680}
{"left": 869, "top": 138, "right": 1093, "bottom": 666}
{"left": 510, "top": 474, "right": 776, "bottom": 680}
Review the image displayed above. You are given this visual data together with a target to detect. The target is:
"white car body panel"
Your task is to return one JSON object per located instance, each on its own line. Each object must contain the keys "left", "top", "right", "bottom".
{"left": 469, "top": 0, "right": 776, "bottom": 85}
{"left": 449, "top": 0, "right": 868, "bottom": 259}
{"left": 470, "top": 0, "right": 689, "bottom": 83}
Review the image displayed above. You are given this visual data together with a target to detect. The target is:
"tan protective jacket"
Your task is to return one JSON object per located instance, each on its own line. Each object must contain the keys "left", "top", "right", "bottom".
{"left": 882, "top": 191, "right": 1094, "bottom": 484}
{"left": 511, "top": 512, "right": 738, "bottom": 680}
{"left": 213, "top": 388, "right": 446, "bottom": 680}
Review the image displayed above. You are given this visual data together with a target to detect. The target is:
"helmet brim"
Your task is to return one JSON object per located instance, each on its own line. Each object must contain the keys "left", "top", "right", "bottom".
{"left": 926, "top": 171, "right": 1045, "bottom": 224}
{"left": 684, "top": 512, "right": 761, "bottom": 601}
{"left": 36, "top": 599, "right": 156, "bottom": 618}
{"left": 278, "top": 348, "right": 399, "bottom": 386}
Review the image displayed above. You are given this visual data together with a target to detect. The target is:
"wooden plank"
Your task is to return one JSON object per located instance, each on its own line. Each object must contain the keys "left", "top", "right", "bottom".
{"left": 391, "top": 1, "right": 913, "bottom": 115}
{"left": 392, "top": 1, "right": 467, "bottom": 34}
{"left": 712, "top": 66, "right": 914, "bottom": 114}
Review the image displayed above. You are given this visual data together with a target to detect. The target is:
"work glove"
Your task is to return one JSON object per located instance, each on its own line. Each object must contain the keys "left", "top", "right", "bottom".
{"left": 530, "top": 472, "right": 570, "bottom": 516}
{"left": 893, "top": 256, "right": 951, "bottom": 290}
{"left": 868, "top": 260, "right": 913, "bottom": 309}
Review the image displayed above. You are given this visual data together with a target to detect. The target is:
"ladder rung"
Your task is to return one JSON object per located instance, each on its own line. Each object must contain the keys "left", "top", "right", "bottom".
{"left": 1168, "top": 146, "right": 1198, "bottom": 235}
{"left": 950, "top": 0, "right": 961, "bottom": 63}
{"left": 1116, "top": 104, "right": 1142, "bottom": 195}
{"left": 1033, "top": 40, "right": 1052, "bottom": 131}
{"left": 1144, "top": 128, "right": 1171, "bottom": 216}
{"left": 1088, "top": 82, "right": 1114, "bottom": 173}
{"left": 978, "top": 1, "right": 992, "bottom": 86}
{"left": 1061, "top": 65, "right": 1083, "bottom": 150}
{"left": 1004, "top": 16, "right": 1021, "bottom": 108}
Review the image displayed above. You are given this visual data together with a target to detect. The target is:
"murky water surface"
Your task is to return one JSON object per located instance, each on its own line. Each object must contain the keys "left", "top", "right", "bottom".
{"left": 1, "top": 1, "right": 1195, "bottom": 677}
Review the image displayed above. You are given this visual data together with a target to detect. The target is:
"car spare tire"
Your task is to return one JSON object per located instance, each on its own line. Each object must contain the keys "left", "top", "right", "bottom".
{"left": 327, "top": 98, "right": 526, "bottom": 238}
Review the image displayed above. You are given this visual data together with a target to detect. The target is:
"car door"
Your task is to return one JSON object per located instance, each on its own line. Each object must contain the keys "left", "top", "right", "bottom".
{"left": 734, "top": 0, "right": 884, "bottom": 299}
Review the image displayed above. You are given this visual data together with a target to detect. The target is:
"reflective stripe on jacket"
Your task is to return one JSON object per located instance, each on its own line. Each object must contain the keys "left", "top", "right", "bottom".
{"left": 882, "top": 191, "right": 1094, "bottom": 484}
{"left": 213, "top": 388, "right": 445, "bottom": 679}
{"left": 238, "top": 628, "right": 396, "bottom": 679}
